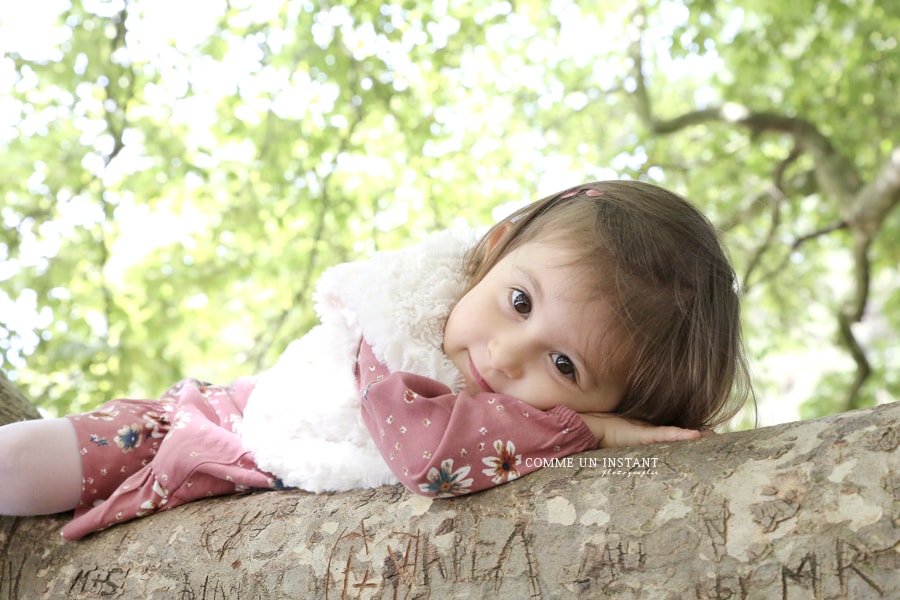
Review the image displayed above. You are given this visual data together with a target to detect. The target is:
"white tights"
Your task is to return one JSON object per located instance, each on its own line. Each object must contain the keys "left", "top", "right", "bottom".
{"left": 0, "top": 418, "right": 84, "bottom": 515}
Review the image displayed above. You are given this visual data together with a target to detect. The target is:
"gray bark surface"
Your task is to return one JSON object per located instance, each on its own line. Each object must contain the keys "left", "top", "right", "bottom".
{"left": 0, "top": 370, "right": 40, "bottom": 425}
{"left": 1, "top": 397, "right": 898, "bottom": 599}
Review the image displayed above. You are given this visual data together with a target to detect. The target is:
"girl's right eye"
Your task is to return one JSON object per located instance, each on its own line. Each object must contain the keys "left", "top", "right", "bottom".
{"left": 510, "top": 289, "right": 532, "bottom": 316}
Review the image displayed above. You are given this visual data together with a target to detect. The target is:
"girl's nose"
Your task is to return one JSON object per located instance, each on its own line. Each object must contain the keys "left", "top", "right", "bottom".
{"left": 489, "top": 336, "right": 525, "bottom": 379}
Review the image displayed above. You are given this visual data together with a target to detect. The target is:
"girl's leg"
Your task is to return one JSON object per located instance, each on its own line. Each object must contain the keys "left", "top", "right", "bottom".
{"left": 0, "top": 418, "right": 83, "bottom": 515}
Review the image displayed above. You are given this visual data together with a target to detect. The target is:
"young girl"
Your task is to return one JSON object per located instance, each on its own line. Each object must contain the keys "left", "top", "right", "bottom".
{"left": 0, "top": 180, "right": 751, "bottom": 540}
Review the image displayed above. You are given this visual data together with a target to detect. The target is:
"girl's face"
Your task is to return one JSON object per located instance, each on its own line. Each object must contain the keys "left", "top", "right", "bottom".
{"left": 443, "top": 239, "right": 625, "bottom": 413}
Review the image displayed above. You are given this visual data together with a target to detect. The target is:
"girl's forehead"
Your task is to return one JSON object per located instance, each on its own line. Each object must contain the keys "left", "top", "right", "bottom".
{"left": 504, "top": 240, "right": 624, "bottom": 358}
{"left": 505, "top": 240, "right": 605, "bottom": 297}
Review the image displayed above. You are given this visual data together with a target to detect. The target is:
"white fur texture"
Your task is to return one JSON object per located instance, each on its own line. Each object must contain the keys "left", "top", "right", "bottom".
{"left": 240, "top": 229, "right": 475, "bottom": 492}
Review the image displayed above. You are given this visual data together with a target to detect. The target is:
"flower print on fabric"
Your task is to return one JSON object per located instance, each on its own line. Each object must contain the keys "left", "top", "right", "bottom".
{"left": 89, "top": 434, "right": 109, "bottom": 447}
{"left": 142, "top": 411, "right": 169, "bottom": 439}
{"left": 62, "top": 377, "right": 276, "bottom": 541}
{"left": 88, "top": 409, "right": 119, "bottom": 421}
{"left": 135, "top": 478, "right": 169, "bottom": 517}
{"left": 114, "top": 424, "right": 144, "bottom": 453}
{"left": 482, "top": 439, "right": 522, "bottom": 484}
{"left": 419, "top": 459, "right": 474, "bottom": 497}
{"left": 171, "top": 409, "right": 193, "bottom": 430}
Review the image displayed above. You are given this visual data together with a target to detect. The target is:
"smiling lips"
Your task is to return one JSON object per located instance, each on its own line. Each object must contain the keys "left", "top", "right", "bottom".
{"left": 468, "top": 355, "right": 495, "bottom": 393}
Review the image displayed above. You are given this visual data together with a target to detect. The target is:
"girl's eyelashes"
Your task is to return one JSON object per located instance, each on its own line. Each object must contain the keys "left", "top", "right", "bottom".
{"left": 551, "top": 353, "right": 578, "bottom": 381}
{"left": 509, "top": 288, "right": 578, "bottom": 383}
{"left": 510, "top": 288, "right": 532, "bottom": 316}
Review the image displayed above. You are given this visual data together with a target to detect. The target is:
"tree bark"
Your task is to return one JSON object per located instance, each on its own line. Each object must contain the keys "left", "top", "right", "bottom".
{"left": 0, "top": 370, "right": 41, "bottom": 425}
{"left": 1, "top": 370, "right": 898, "bottom": 599}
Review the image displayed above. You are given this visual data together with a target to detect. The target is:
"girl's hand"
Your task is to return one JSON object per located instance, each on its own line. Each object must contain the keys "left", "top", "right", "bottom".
{"left": 578, "top": 412, "right": 702, "bottom": 449}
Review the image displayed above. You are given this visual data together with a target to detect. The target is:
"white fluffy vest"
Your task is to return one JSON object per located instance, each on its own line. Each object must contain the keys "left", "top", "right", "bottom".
{"left": 240, "top": 229, "right": 474, "bottom": 491}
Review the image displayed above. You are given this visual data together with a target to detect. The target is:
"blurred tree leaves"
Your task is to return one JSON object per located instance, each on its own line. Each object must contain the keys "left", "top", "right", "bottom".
{"left": 1, "top": 0, "right": 898, "bottom": 423}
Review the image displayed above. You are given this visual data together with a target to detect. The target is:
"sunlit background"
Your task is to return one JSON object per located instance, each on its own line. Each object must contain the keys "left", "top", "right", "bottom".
{"left": 1, "top": 0, "right": 898, "bottom": 426}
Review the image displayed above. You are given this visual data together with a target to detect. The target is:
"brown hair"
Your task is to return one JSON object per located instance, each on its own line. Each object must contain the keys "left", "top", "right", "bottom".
{"left": 462, "top": 180, "right": 753, "bottom": 430}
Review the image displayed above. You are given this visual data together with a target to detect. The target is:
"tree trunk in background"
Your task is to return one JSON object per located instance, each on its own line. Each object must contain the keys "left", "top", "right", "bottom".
{"left": 0, "top": 370, "right": 40, "bottom": 425}
{"left": 0, "top": 373, "right": 898, "bottom": 598}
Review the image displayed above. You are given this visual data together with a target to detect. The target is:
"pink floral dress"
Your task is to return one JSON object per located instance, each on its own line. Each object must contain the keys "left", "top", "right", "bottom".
{"left": 60, "top": 341, "right": 596, "bottom": 540}
{"left": 357, "top": 341, "right": 596, "bottom": 497}
{"left": 62, "top": 377, "right": 280, "bottom": 540}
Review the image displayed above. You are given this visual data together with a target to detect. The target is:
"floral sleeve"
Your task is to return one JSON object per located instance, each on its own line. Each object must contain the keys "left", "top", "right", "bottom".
{"left": 357, "top": 341, "right": 596, "bottom": 497}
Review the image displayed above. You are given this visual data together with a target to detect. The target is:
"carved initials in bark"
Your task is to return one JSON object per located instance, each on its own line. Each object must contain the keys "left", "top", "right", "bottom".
{"left": 1, "top": 402, "right": 898, "bottom": 598}
{"left": 751, "top": 488, "right": 800, "bottom": 533}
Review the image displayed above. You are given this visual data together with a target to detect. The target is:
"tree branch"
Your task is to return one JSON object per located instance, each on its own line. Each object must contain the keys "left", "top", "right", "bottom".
{"left": 0, "top": 369, "right": 41, "bottom": 425}
{"left": 740, "top": 185, "right": 784, "bottom": 291}
{"left": 623, "top": 12, "right": 900, "bottom": 412}
{"left": 650, "top": 105, "right": 864, "bottom": 205}
{"left": 850, "top": 148, "right": 900, "bottom": 235}
{"left": 2, "top": 402, "right": 898, "bottom": 597}
{"left": 790, "top": 220, "right": 848, "bottom": 251}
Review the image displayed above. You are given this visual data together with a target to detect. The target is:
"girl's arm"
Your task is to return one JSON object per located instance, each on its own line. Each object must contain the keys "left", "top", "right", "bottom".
{"left": 357, "top": 342, "right": 596, "bottom": 497}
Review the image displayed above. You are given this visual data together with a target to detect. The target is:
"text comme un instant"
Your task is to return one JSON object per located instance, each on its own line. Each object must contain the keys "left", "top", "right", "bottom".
{"left": 524, "top": 456, "right": 660, "bottom": 469}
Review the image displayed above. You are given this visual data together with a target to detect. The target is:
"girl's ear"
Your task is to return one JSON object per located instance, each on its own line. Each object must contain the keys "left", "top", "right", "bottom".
{"left": 484, "top": 222, "right": 514, "bottom": 256}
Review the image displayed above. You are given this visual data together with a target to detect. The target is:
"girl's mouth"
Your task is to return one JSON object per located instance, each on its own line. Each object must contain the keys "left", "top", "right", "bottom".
{"left": 469, "top": 355, "right": 495, "bottom": 393}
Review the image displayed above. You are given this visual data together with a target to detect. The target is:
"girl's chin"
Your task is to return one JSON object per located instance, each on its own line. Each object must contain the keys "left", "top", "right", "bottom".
{"left": 461, "top": 382, "right": 482, "bottom": 396}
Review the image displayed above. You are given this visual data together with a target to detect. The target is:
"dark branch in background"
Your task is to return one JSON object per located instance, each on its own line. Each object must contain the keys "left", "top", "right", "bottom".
{"left": 249, "top": 38, "right": 368, "bottom": 371}
{"left": 1, "top": 4, "right": 138, "bottom": 405}
{"left": 790, "top": 221, "right": 848, "bottom": 251}
{"left": 101, "top": 7, "right": 133, "bottom": 168}
{"left": 736, "top": 147, "right": 805, "bottom": 290}
{"left": 625, "top": 2, "right": 900, "bottom": 411}
{"left": 96, "top": 2, "right": 134, "bottom": 291}
{"left": 79, "top": 3, "right": 136, "bottom": 390}
{"left": 739, "top": 185, "right": 783, "bottom": 292}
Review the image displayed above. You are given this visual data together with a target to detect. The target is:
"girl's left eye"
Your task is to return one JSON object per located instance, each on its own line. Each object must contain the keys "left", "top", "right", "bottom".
{"left": 552, "top": 353, "right": 577, "bottom": 380}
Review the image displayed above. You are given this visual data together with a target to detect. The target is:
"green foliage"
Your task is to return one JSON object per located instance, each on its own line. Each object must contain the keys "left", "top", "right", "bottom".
{"left": 1, "top": 0, "right": 898, "bottom": 423}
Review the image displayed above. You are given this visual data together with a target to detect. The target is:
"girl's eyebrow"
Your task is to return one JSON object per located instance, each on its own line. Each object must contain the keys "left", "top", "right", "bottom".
{"left": 512, "top": 262, "right": 543, "bottom": 300}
